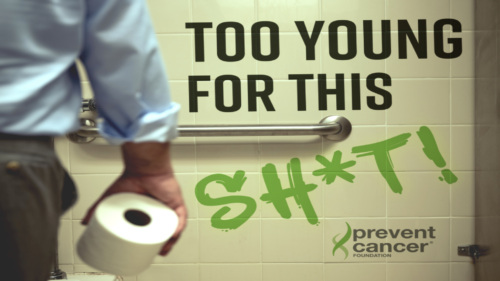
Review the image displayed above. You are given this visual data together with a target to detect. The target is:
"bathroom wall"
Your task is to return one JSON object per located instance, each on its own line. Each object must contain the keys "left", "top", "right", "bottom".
{"left": 55, "top": 0, "right": 476, "bottom": 280}
{"left": 474, "top": 0, "right": 500, "bottom": 280}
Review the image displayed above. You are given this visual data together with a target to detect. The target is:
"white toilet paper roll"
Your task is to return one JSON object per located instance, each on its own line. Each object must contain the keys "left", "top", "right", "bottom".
{"left": 77, "top": 192, "right": 179, "bottom": 276}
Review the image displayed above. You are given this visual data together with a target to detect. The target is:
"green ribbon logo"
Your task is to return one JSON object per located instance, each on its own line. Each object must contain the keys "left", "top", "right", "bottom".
{"left": 332, "top": 222, "right": 352, "bottom": 259}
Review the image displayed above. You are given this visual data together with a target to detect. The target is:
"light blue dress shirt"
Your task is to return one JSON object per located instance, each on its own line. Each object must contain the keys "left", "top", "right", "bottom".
{"left": 0, "top": 0, "right": 179, "bottom": 144}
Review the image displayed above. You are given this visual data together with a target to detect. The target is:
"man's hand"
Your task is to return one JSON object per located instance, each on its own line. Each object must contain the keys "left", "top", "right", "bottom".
{"left": 82, "top": 142, "right": 187, "bottom": 256}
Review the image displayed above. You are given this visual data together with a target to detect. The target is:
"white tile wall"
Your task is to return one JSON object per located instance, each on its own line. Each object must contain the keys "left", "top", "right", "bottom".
{"left": 321, "top": 32, "right": 386, "bottom": 74}
{"left": 323, "top": 172, "right": 387, "bottom": 218}
{"left": 199, "top": 264, "right": 261, "bottom": 281}
{"left": 262, "top": 219, "right": 324, "bottom": 262}
{"left": 325, "top": 263, "right": 386, "bottom": 281}
{"left": 386, "top": 172, "right": 450, "bottom": 217}
{"left": 387, "top": 80, "right": 451, "bottom": 124}
{"left": 199, "top": 219, "right": 261, "bottom": 262}
{"left": 386, "top": 263, "right": 450, "bottom": 281}
{"left": 386, "top": 0, "right": 451, "bottom": 24}
{"left": 450, "top": 172, "right": 475, "bottom": 217}
{"left": 386, "top": 218, "right": 451, "bottom": 262}
{"left": 321, "top": 0, "right": 386, "bottom": 31}
{"left": 263, "top": 263, "right": 324, "bottom": 281}
{"left": 260, "top": 0, "right": 320, "bottom": 31}
{"left": 56, "top": 0, "right": 477, "bottom": 280}
{"left": 258, "top": 33, "right": 321, "bottom": 79}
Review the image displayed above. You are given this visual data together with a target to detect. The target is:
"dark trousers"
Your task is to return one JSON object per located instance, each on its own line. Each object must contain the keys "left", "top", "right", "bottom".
{"left": 0, "top": 134, "right": 76, "bottom": 281}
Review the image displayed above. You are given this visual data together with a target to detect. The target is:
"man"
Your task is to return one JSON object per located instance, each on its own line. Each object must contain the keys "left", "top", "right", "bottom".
{"left": 0, "top": 1, "right": 187, "bottom": 280}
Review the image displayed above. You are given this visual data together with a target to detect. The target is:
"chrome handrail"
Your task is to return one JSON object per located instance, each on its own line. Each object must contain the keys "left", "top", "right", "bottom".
{"left": 71, "top": 100, "right": 351, "bottom": 143}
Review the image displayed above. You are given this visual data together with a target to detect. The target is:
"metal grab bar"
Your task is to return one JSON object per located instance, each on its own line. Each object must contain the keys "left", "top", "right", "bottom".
{"left": 67, "top": 116, "right": 351, "bottom": 144}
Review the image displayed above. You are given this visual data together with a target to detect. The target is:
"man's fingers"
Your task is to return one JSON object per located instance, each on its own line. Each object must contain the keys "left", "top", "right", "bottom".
{"left": 159, "top": 206, "right": 187, "bottom": 256}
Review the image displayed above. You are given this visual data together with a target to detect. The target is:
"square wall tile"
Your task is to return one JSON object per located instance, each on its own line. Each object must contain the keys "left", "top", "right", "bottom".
{"left": 262, "top": 218, "right": 323, "bottom": 262}
{"left": 324, "top": 264, "right": 386, "bottom": 281}
{"left": 450, "top": 125, "right": 474, "bottom": 171}
{"left": 386, "top": 0, "right": 450, "bottom": 25}
{"left": 69, "top": 143, "right": 122, "bottom": 174}
{"left": 138, "top": 264, "right": 199, "bottom": 281}
{"left": 450, "top": 262, "right": 474, "bottom": 281}
{"left": 192, "top": 0, "right": 255, "bottom": 27}
{"left": 258, "top": 80, "right": 323, "bottom": 124}
{"left": 200, "top": 264, "right": 261, "bottom": 281}
{"left": 324, "top": 219, "right": 387, "bottom": 263}
{"left": 261, "top": 171, "right": 323, "bottom": 221}
{"left": 58, "top": 219, "right": 74, "bottom": 264}
{"left": 451, "top": 78, "right": 474, "bottom": 125}
{"left": 451, "top": 172, "right": 474, "bottom": 217}
{"left": 258, "top": 0, "right": 320, "bottom": 32}
{"left": 260, "top": 140, "right": 323, "bottom": 173}
{"left": 147, "top": 0, "right": 190, "bottom": 33}
{"left": 387, "top": 79, "right": 450, "bottom": 125}
{"left": 316, "top": 77, "right": 387, "bottom": 126}
{"left": 324, "top": 172, "right": 386, "bottom": 218}
{"left": 199, "top": 219, "right": 261, "bottom": 263}
{"left": 451, "top": 218, "right": 475, "bottom": 262}
{"left": 197, "top": 172, "right": 261, "bottom": 219}
{"left": 195, "top": 143, "right": 260, "bottom": 173}
{"left": 257, "top": 33, "right": 321, "bottom": 80}
{"left": 263, "top": 263, "right": 324, "bottom": 281}
{"left": 387, "top": 218, "right": 450, "bottom": 262}
{"left": 386, "top": 32, "right": 451, "bottom": 79}
{"left": 451, "top": 0, "right": 474, "bottom": 31}
{"left": 387, "top": 125, "right": 451, "bottom": 172}
{"left": 170, "top": 144, "right": 197, "bottom": 173}
{"left": 190, "top": 84, "right": 259, "bottom": 128}
{"left": 387, "top": 263, "right": 449, "bottom": 281}
{"left": 192, "top": 34, "right": 257, "bottom": 77}
{"left": 450, "top": 31, "right": 474, "bottom": 78}
{"left": 153, "top": 219, "right": 199, "bottom": 264}
{"left": 321, "top": 32, "right": 386, "bottom": 74}
{"left": 386, "top": 172, "right": 450, "bottom": 217}
{"left": 323, "top": 126, "right": 386, "bottom": 172}
{"left": 157, "top": 34, "right": 193, "bottom": 80}
{"left": 71, "top": 174, "right": 119, "bottom": 220}
{"left": 321, "top": 0, "right": 386, "bottom": 31}
{"left": 188, "top": 78, "right": 259, "bottom": 125}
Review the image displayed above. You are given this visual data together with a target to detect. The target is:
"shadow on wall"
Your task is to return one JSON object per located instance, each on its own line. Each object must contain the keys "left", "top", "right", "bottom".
{"left": 474, "top": 0, "right": 500, "bottom": 280}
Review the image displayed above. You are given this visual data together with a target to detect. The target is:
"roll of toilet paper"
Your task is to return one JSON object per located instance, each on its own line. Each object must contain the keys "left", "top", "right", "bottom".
{"left": 77, "top": 192, "right": 179, "bottom": 276}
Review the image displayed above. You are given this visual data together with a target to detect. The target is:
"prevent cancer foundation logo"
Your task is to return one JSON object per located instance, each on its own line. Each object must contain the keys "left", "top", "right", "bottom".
{"left": 332, "top": 222, "right": 352, "bottom": 259}
{"left": 332, "top": 222, "right": 437, "bottom": 259}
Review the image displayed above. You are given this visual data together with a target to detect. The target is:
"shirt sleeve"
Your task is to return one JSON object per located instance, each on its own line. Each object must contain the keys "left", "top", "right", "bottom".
{"left": 80, "top": 0, "right": 179, "bottom": 145}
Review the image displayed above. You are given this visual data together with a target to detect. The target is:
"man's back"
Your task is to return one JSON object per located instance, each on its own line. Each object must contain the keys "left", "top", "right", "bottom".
{"left": 0, "top": 0, "right": 179, "bottom": 144}
{"left": 0, "top": 0, "right": 83, "bottom": 135}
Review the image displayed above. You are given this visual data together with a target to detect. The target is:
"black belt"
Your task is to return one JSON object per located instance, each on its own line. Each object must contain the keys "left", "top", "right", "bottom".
{"left": 0, "top": 132, "right": 53, "bottom": 143}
